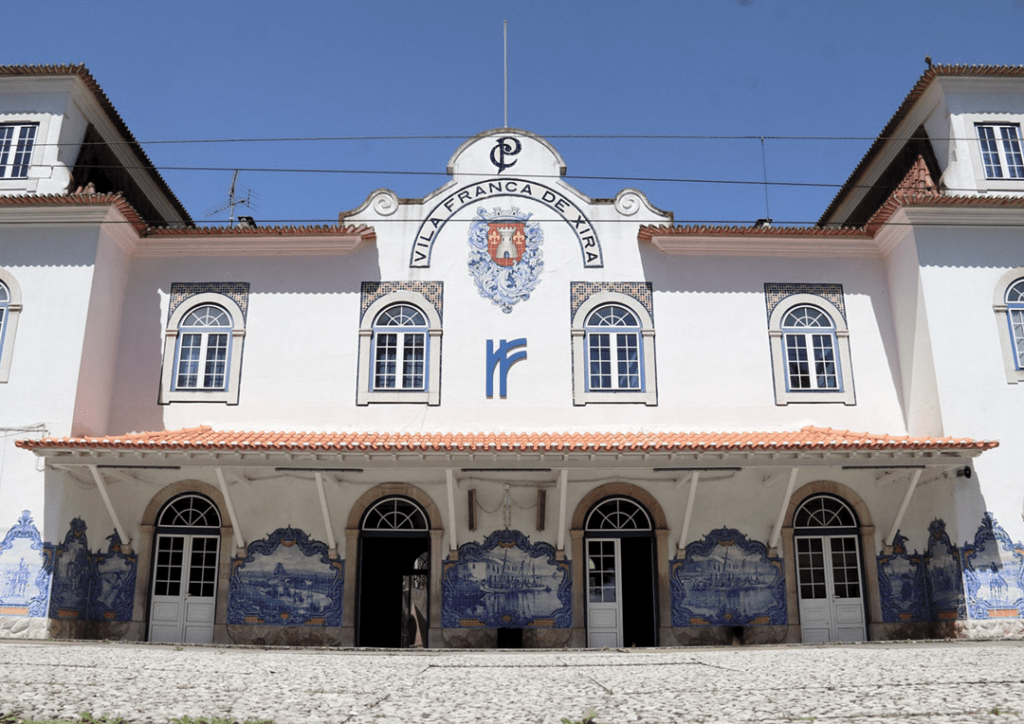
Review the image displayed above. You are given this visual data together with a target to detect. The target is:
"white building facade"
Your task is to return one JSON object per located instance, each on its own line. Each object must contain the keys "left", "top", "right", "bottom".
{"left": 0, "top": 64, "right": 1021, "bottom": 647}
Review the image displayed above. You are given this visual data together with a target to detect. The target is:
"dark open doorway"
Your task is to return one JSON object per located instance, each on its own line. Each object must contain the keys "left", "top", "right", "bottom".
{"left": 357, "top": 536, "right": 429, "bottom": 647}
{"left": 620, "top": 535, "right": 657, "bottom": 647}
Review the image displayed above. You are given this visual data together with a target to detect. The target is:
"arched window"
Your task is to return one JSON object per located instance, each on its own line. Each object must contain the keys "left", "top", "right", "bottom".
{"left": 174, "top": 305, "right": 232, "bottom": 391}
{"left": 157, "top": 493, "right": 222, "bottom": 528}
{"left": 782, "top": 305, "right": 840, "bottom": 392}
{"left": 361, "top": 497, "right": 429, "bottom": 531}
{"left": 0, "top": 270, "right": 23, "bottom": 383}
{"left": 372, "top": 304, "right": 427, "bottom": 391}
{"left": 585, "top": 497, "right": 653, "bottom": 531}
{"left": 357, "top": 290, "right": 442, "bottom": 406}
{"left": 586, "top": 305, "right": 642, "bottom": 391}
{"left": 1005, "top": 279, "right": 1024, "bottom": 369}
{"left": 767, "top": 293, "right": 855, "bottom": 405}
{"left": 571, "top": 291, "right": 657, "bottom": 406}
{"left": 794, "top": 494, "right": 858, "bottom": 530}
{"left": 160, "top": 293, "right": 246, "bottom": 404}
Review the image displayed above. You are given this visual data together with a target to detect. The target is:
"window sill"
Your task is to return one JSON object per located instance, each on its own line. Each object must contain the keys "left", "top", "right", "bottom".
{"left": 160, "top": 389, "right": 237, "bottom": 405}
{"left": 357, "top": 389, "right": 439, "bottom": 405}
{"left": 574, "top": 390, "right": 657, "bottom": 406}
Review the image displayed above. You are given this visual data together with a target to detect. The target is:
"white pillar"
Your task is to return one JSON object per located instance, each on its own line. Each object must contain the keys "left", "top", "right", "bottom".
{"left": 214, "top": 467, "right": 245, "bottom": 551}
{"left": 769, "top": 468, "right": 799, "bottom": 553}
{"left": 446, "top": 469, "right": 458, "bottom": 553}
{"left": 678, "top": 471, "right": 699, "bottom": 554}
{"left": 315, "top": 472, "right": 337, "bottom": 557}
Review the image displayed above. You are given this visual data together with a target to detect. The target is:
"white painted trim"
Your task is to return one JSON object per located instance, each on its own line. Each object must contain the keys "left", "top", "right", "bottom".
{"left": 993, "top": 267, "right": 1024, "bottom": 384}
{"left": 769, "top": 468, "right": 799, "bottom": 553}
{"left": 767, "top": 293, "right": 856, "bottom": 406}
{"left": 885, "top": 469, "right": 923, "bottom": 548}
{"left": 356, "top": 290, "right": 442, "bottom": 406}
{"left": 214, "top": 467, "right": 245, "bottom": 551}
{"left": 960, "top": 114, "right": 1024, "bottom": 195}
{"left": 159, "top": 293, "right": 246, "bottom": 405}
{"left": 135, "top": 234, "right": 367, "bottom": 257}
{"left": 571, "top": 291, "right": 657, "bottom": 406}
{"left": 88, "top": 465, "right": 131, "bottom": 551}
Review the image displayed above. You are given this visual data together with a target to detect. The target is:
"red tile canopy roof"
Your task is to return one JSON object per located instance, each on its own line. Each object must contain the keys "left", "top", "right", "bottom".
{"left": 16, "top": 425, "right": 997, "bottom": 454}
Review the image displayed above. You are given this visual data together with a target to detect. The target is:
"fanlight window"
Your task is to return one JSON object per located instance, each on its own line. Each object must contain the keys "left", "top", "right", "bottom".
{"left": 158, "top": 494, "right": 222, "bottom": 528}
{"left": 794, "top": 495, "right": 857, "bottom": 529}
{"left": 175, "top": 304, "right": 232, "bottom": 391}
{"left": 782, "top": 305, "right": 840, "bottom": 392}
{"left": 362, "top": 497, "right": 429, "bottom": 531}
{"left": 585, "top": 497, "right": 652, "bottom": 531}
{"left": 1006, "top": 279, "right": 1024, "bottom": 369}
{"left": 0, "top": 281, "right": 8, "bottom": 343}
{"left": 372, "top": 304, "right": 427, "bottom": 391}
{"left": 586, "top": 304, "right": 642, "bottom": 391}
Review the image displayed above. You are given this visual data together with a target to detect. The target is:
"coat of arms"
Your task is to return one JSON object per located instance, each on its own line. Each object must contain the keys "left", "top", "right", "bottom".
{"left": 468, "top": 207, "right": 543, "bottom": 313}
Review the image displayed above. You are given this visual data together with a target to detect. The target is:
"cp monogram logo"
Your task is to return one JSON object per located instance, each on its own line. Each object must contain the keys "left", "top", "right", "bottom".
{"left": 489, "top": 136, "right": 521, "bottom": 174}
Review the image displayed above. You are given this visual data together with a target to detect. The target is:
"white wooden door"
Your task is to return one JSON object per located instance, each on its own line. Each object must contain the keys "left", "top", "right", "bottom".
{"left": 796, "top": 535, "right": 865, "bottom": 643}
{"left": 587, "top": 538, "right": 623, "bottom": 647}
{"left": 149, "top": 534, "right": 219, "bottom": 643}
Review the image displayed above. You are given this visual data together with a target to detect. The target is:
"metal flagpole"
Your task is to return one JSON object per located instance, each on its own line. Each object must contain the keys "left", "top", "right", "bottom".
{"left": 504, "top": 20, "right": 508, "bottom": 128}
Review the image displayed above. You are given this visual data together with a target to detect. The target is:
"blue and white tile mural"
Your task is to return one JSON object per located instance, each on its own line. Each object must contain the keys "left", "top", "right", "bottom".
{"left": 0, "top": 511, "right": 51, "bottom": 617}
{"left": 229, "top": 527, "right": 343, "bottom": 626}
{"left": 88, "top": 532, "right": 137, "bottom": 622}
{"left": 48, "top": 518, "right": 90, "bottom": 620}
{"left": 926, "top": 519, "right": 965, "bottom": 621}
{"left": 442, "top": 530, "right": 571, "bottom": 628}
{"left": 962, "top": 513, "right": 1024, "bottom": 620}
{"left": 877, "top": 533, "right": 928, "bottom": 623}
{"left": 671, "top": 528, "right": 786, "bottom": 627}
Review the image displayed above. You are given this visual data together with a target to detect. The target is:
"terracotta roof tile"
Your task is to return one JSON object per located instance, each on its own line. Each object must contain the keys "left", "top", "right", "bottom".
{"left": 16, "top": 425, "right": 997, "bottom": 454}
{"left": 142, "top": 224, "right": 376, "bottom": 241}
{"left": 0, "top": 192, "right": 147, "bottom": 231}
{"left": 820, "top": 63, "right": 1024, "bottom": 226}
{"left": 0, "top": 64, "right": 191, "bottom": 224}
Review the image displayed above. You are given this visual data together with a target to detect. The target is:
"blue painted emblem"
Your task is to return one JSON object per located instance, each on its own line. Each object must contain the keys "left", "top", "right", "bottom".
{"left": 486, "top": 338, "right": 527, "bottom": 398}
{"left": 468, "top": 207, "right": 543, "bottom": 313}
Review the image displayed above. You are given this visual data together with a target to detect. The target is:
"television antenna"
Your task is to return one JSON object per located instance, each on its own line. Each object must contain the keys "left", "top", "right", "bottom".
{"left": 203, "top": 170, "right": 257, "bottom": 227}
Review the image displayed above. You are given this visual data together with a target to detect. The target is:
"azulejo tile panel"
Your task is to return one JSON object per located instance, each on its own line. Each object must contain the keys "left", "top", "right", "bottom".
{"left": 361, "top": 281, "right": 444, "bottom": 322}
{"left": 671, "top": 528, "right": 786, "bottom": 627}
{"left": 962, "top": 512, "right": 1024, "bottom": 620}
{"left": 764, "top": 283, "right": 846, "bottom": 322}
{"left": 442, "top": 530, "right": 571, "bottom": 628}
{"left": 570, "top": 282, "right": 654, "bottom": 320}
{"left": 169, "top": 282, "right": 250, "bottom": 321}
{"left": 229, "top": 527, "right": 343, "bottom": 626}
{"left": 48, "top": 518, "right": 90, "bottom": 620}
{"left": 926, "top": 519, "right": 965, "bottom": 621}
{"left": 88, "top": 532, "right": 137, "bottom": 622}
{"left": 877, "top": 533, "right": 929, "bottom": 623}
{"left": 0, "top": 511, "right": 50, "bottom": 617}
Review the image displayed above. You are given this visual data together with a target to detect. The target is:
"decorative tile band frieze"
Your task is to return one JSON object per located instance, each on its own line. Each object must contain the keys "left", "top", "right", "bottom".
{"left": 169, "top": 282, "right": 250, "bottom": 321}
{"left": 442, "top": 530, "right": 571, "bottom": 628}
{"left": 764, "top": 283, "right": 845, "bottom": 322}
{"left": 361, "top": 281, "right": 444, "bottom": 322}
{"left": 570, "top": 282, "right": 653, "bottom": 320}
{"left": 670, "top": 527, "right": 786, "bottom": 627}
{"left": 229, "top": 527, "right": 343, "bottom": 627}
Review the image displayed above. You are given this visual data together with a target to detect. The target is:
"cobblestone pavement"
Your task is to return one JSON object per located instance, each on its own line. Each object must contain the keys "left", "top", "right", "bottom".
{"left": 1, "top": 640, "right": 1023, "bottom": 724}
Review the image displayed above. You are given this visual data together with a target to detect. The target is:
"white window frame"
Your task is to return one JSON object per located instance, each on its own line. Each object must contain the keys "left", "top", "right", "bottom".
{"left": 0, "top": 123, "right": 37, "bottom": 180}
{"left": 976, "top": 122, "right": 1024, "bottom": 180}
{"left": 768, "top": 294, "right": 855, "bottom": 405}
{"left": 0, "top": 269, "right": 23, "bottom": 383}
{"left": 993, "top": 268, "right": 1024, "bottom": 384}
{"left": 159, "top": 293, "right": 246, "bottom": 404}
{"left": 572, "top": 292, "right": 656, "bottom": 406}
{"left": 357, "top": 291, "right": 441, "bottom": 405}
{"left": 962, "top": 116, "right": 1024, "bottom": 193}
{"left": 371, "top": 304, "right": 428, "bottom": 392}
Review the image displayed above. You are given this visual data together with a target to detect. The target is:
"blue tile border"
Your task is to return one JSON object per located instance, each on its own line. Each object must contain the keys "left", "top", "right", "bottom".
{"left": 764, "top": 283, "right": 846, "bottom": 322}
{"left": 169, "top": 282, "right": 250, "bottom": 322}
{"left": 570, "top": 282, "right": 653, "bottom": 321}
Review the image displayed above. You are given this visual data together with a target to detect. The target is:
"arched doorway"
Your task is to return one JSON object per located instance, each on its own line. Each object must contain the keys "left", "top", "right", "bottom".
{"left": 148, "top": 493, "right": 222, "bottom": 643}
{"left": 793, "top": 493, "right": 866, "bottom": 643}
{"left": 357, "top": 496, "right": 430, "bottom": 647}
{"left": 584, "top": 496, "right": 657, "bottom": 648}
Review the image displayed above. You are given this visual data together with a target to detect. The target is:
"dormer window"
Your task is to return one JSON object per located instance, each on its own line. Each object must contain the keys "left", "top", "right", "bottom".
{"left": 0, "top": 124, "right": 37, "bottom": 179}
{"left": 977, "top": 123, "right": 1024, "bottom": 180}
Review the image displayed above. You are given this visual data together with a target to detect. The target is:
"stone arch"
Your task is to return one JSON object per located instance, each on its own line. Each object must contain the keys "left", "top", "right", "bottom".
{"left": 346, "top": 482, "right": 443, "bottom": 531}
{"left": 569, "top": 482, "right": 671, "bottom": 648}
{"left": 571, "top": 482, "right": 669, "bottom": 531}
{"left": 784, "top": 480, "right": 875, "bottom": 531}
{"left": 135, "top": 480, "right": 233, "bottom": 644}
{"left": 780, "top": 479, "right": 880, "bottom": 641}
{"left": 142, "top": 479, "right": 230, "bottom": 528}
{"left": 342, "top": 482, "right": 444, "bottom": 647}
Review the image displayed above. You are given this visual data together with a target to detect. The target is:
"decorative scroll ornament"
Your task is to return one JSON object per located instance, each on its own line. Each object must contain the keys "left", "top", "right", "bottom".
{"left": 614, "top": 190, "right": 643, "bottom": 216}
{"left": 370, "top": 189, "right": 399, "bottom": 216}
{"left": 468, "top": 207, "right": 544, "bottom": 314}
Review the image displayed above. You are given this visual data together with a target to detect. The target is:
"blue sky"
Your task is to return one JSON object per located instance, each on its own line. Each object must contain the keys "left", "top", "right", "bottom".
{"left": 6, "top": 0, "right": 1023, "bottom": 226}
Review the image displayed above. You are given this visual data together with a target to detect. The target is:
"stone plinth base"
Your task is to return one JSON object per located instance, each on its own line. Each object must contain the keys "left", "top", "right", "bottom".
{"left": 673, "top": 624, "right": 788, "bottom": 646}
{"left": 227, "top": 625, "right": 346, "bottom": 646}
{"left": 0, "top": 616, "right": 49, "bottom": 639}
